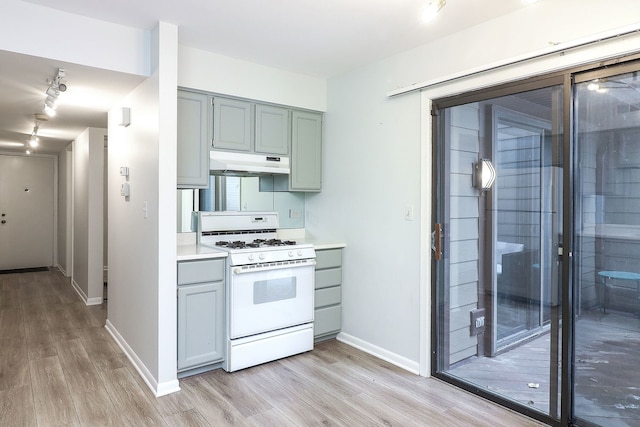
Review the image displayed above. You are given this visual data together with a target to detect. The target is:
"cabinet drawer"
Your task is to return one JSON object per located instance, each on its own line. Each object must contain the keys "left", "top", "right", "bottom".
{"left": 314, "top": 305, "right": 341, "bottom": 337}
{"left": 178, "top": 259, "right": 224, "bottom": 285}
{"left": 315, "top": 286, "right": 341, "bottom": 308}
{"left": 315, "top": 249, "right": 342, "bottom": 270}
{"left": 315, "top": 268, "right": 342, "bottom": 290}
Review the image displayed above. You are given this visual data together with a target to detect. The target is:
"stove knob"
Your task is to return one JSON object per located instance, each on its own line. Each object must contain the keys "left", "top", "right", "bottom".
{"left": 288, "top": 250, "right": 294, "bottom": 257}
{"left": 248, "top": 254, "right": 255, "bottom": 261}
{"left": 259, "top": 253, "right": 265, "bottom": 260}
{"left": 297, "top": 250, "right": 303, "bottom": 256}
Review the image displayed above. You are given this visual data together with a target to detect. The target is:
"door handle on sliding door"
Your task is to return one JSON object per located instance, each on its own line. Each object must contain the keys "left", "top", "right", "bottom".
{"left": 432, "top": 223, "right": 443, "bottom": 260}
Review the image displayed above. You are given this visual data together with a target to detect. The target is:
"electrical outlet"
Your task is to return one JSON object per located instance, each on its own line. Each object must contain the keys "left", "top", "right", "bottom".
{"left": 289, "top": 209, "right": 301, "bottom": 219}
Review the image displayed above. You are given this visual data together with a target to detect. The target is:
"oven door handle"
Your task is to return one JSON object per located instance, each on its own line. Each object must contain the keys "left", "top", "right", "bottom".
{"left": 232, "top": 259, "right": 316, "bottom": 275}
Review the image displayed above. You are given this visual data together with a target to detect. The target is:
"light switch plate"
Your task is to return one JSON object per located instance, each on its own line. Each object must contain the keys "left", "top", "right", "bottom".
{"left": 404, "top": 205, "right": 414, "bottom": 221}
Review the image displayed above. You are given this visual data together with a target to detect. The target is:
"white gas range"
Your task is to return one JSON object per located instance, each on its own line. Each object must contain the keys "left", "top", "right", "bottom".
{"left": 197, "top": 211, "right": 316, "bottom": 372}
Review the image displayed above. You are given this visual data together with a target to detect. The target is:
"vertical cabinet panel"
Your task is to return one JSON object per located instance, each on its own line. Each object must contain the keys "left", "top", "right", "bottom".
{"left": 255, "top": 104, "right": 290, "bottom": 155}
{"left": 177, "top": 90, "right": 210, "bottom": 188}
{"left": 314, "top": 248, "right": 342, "bottom": 340}
{"left": 212, "top": 97, "right": 252, "bottom": 151}
{"left": 291, "top": 111, "right": 322, "bottom": 191}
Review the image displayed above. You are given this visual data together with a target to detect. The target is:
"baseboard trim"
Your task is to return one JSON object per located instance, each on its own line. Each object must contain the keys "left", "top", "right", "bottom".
{"left": 56, "top": 264, "right": 70, "bottom": 277}
{"left": 70, "top": 279, "right": 88, "bottom": 303}
{"left": 70, "top": 279, "right": 105, "bottom": 306}
{"left": 336, "top": 332, "right": 420, "bottom": 375}
{"left": 104, "top": 320, "right": 181, "bottom": 397}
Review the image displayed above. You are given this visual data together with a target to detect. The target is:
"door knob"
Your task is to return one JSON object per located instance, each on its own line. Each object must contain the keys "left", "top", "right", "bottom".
{"left": 1, "top": 220, "right": 6, "bottom": 224}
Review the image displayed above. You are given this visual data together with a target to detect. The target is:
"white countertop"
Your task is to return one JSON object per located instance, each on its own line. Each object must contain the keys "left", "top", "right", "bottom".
{"left": 177, "top": 243, "right": 228, "bottom": 261}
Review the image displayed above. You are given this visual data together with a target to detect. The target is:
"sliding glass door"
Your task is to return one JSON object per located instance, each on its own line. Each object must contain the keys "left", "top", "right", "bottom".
{"left": 573, "top": 66, "right": 640, "bottom": 427}
{"left": 432, "top": 60, "right": 640, "bottom": 426}
{"left": 432, "top": 81, "right": 564, "bottom": 422}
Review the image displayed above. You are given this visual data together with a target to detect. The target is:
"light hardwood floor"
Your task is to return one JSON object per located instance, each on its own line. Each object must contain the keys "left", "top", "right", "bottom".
{"left": 0, "top": 269, "right": 545, "bottom": 426}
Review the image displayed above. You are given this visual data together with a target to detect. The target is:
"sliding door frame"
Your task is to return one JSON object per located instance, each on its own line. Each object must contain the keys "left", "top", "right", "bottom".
{"left": 430, "top": 52, "right": 640, "bottom": 427}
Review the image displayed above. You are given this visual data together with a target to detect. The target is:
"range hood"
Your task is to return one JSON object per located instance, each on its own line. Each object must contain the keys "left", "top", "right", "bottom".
{"left": 210, "top": 150, "right": 290, "bottom": 176}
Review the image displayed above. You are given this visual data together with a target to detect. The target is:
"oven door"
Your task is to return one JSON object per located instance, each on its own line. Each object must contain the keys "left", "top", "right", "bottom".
{"left": 229, "top": 259, "right": 315, "bottom": 339}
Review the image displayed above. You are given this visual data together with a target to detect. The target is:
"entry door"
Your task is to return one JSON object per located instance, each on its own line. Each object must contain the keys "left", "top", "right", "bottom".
{"left": 433, "top": 81, "right": 564, "bottom": 422}
{"left": 0, "top": 155, "right": 55, "bottom": 270}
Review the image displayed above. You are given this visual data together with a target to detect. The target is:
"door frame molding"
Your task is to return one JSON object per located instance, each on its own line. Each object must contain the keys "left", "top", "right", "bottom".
{"left": 421, "top": 40, "right": 640, "bottom": 427}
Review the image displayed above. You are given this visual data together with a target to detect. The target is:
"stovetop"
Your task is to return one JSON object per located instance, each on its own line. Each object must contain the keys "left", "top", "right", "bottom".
{"left": 196, "top": 211, "right": 315, "bottom": 265}
{"left": 215, "top": 238, "right": 298, "bottom": 250}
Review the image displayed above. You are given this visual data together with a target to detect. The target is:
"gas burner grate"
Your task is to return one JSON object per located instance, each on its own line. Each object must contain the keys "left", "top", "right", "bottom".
{"left": 214, "top": 238, "right": 298, "bottom": 249}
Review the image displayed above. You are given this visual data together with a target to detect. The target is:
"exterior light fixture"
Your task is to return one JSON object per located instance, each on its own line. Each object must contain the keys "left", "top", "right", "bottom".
{"left": 421, "top": 0, "right": 446, "bottom": 23}
{"left": 473, "top": 159, "right": 496, "bottom": 191}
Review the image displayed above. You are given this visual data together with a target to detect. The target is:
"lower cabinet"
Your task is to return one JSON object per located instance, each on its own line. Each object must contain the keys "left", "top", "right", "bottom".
{"left": 314, "top": 248, "right": 343, "bottom": 340}
{"left": 177, "top": 259, "right": 225, "bottom": 372}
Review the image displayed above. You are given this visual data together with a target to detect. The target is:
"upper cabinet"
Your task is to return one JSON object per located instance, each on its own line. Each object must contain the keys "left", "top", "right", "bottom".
{"left": 212, "top": 97, "right": 252, "bottom": 152}
{"left": 178, "top": 89, "right": 322, "bottom": 192}
{"left": 177, "top": 90, "right": 211, "bottom": 189}
{"left": 212, "top": 97, "right": 290, "bottom": 156}
{"left": 255, "top": 104, "right": 290, "bottom": 155}
{"left": 290, "top": 110, "right": 322, "bottom": 192}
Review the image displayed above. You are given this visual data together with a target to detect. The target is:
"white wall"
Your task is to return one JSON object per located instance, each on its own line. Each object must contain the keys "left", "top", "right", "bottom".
{"left": 1, "top": 0, "right": 149, "bottom": 76}
{"left": 72, "top": 128, "right": 106, "bottom": 305}
{"left": 306, "top": 0, "right": 640, "bottom": 372}
{"left": 178, "top": 46, "right": 326, "bottom": 112}
{"left": 106, "top": 22, "right": 179, "bottom": 397}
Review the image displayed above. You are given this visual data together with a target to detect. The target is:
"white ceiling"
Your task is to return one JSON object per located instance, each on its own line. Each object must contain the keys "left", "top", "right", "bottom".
{"left": 1, "top": 0, "right": 540, "bottom": 154}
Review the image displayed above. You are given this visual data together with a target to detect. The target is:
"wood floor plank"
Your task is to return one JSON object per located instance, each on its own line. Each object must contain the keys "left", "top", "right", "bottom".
{"left": 178, "top": 375, "right": 251, "bottom": 426}
{"left": 0, "top": 384, "right": 36, "bottom": 427}
{"left": 242, "top": 359, "right": 375, "bottom": 426}
{"left": 55, "top": 338, "right": 104, "bottom": 393}
{"left": 29, "top": 355, "right": 79, "bottom": 426}
{"left": 231, "top": 363, "right": 341, "bottom": 426}
{"left": 45, "top": 305, "right": 81, "bottom": 342}
{"left": 163, "top": 408, "right": 212, "bottom": 427}
{"left": 24, "top": 320, "right": 57, "bottom": 360}
{"left": 0, "top": 336, "right": 29, "bottom": 391}
{"left": 0, "top": 307, "right": 24, "bottom": 340}
{"left": 77, "top": 326, "right": 127, "bottom": 372}
{"left": 201, "top": 368, "right": 273, "bottom": 418}
{"left": 100, "top": 366, "right": 167, "bottom": 426}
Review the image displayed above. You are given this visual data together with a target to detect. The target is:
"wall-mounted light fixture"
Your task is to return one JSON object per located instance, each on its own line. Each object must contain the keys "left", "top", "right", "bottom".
{"left": 473, "top": 159, "right": 496, "bottom": 191}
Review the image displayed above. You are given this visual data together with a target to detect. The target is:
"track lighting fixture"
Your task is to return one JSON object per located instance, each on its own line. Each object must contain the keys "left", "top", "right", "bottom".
{"left": 421, "top": 0, "right": 446, "bottom": 23}
{"left": 43, "top": 68, "right": 66, "bottom": 117}
{"left": 25, "top": 122, "right": 40, "bottom": 153}
{"left": 422, "top": 1, "right": 537, "bottom": 24}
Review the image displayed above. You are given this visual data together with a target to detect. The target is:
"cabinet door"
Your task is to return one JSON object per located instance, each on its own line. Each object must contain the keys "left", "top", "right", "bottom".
{"left": 212, "top": 97, "right": 252, "bottom": 151}
{"left": 255, "top": 104, "right": 289, "bottom": 155}
{"left": 290, "top": 110, "right": 322, "bottom": 191}
{"left": 177, "top": 281, "right": 224, "bottom": 370}
{"left": 177, "top": 91, "right": 210, "bottom": 188}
